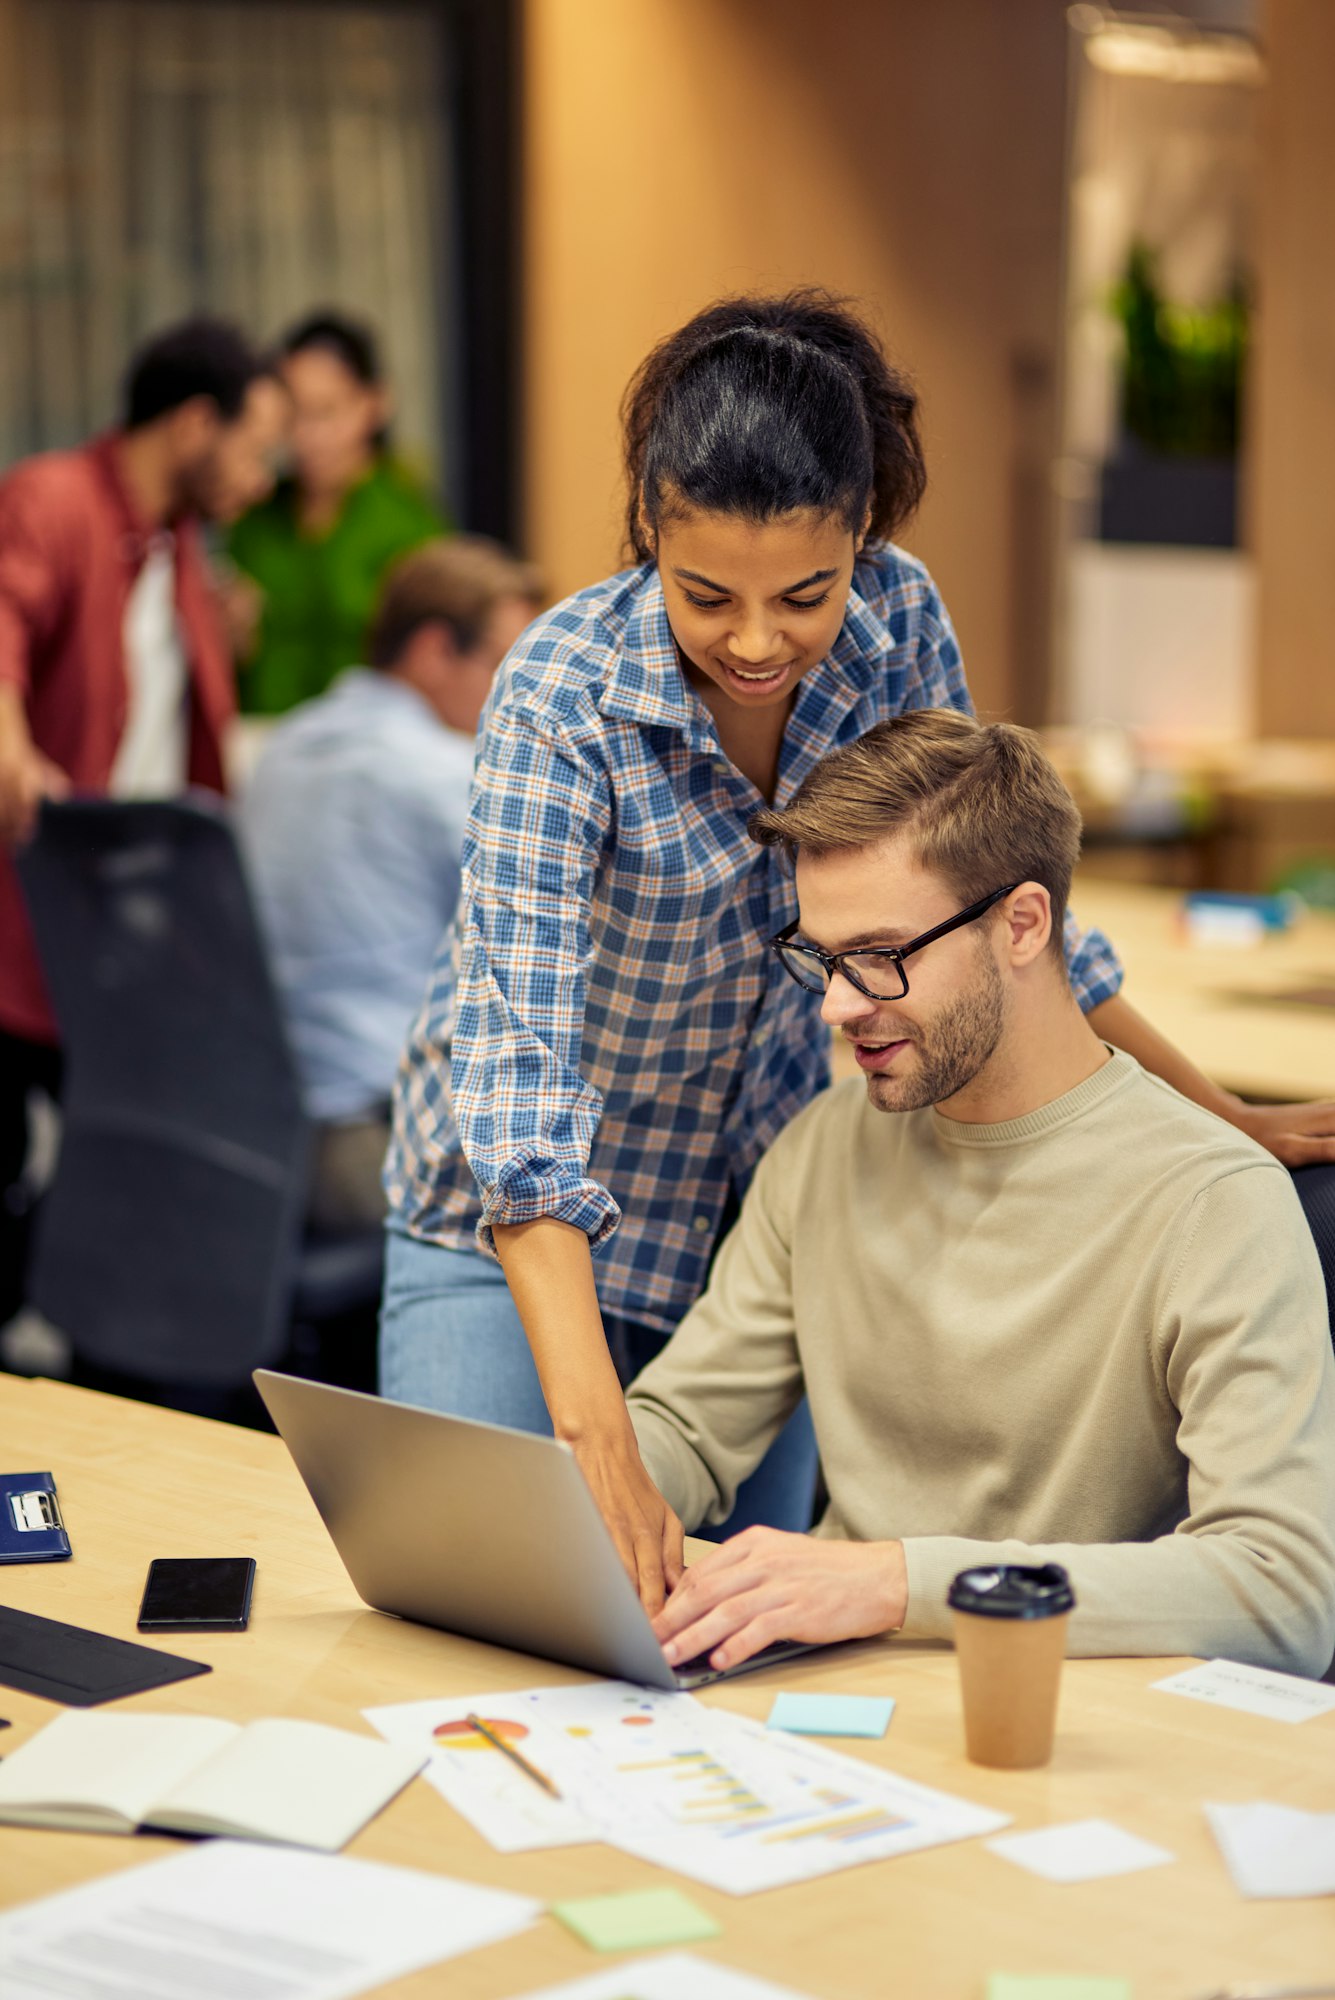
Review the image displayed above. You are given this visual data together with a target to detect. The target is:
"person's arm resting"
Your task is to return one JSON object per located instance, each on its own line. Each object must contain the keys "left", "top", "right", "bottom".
{"left": 899, "top": 1164, "right": 1335, "bottom": 1677}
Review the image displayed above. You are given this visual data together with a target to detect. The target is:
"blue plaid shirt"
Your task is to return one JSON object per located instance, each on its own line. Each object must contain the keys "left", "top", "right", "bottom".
{"left": 386, "top": 545, "right": 1123, "bottom": 1333}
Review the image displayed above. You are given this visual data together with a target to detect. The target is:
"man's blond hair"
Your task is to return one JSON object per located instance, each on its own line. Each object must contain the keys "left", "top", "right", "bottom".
{"left": 369, "top": 535, "right": 543, "bottom": 668}
{"left": 749, "top": 709, "right": 1082, "bottom": 959}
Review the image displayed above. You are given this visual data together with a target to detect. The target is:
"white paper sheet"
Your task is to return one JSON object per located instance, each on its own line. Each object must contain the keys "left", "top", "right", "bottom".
{"left": 1205, "top": 1801, "right": 1335, "bottom": 1898}
{"left": 1151, "top": 1658, "right": 1335, "bottom": 1724}
{"left": 505, "top": 1953, "right": 819, "bottom": 1999}
{"left": 512, "top": 1680, "right": 1008, "bottom": 1897}
{"left": 985, "top": 1819, "right": 1175, "bottom": 1884}
{"left": 0, "top": 1838, "right": 542, "bottom": 2000}
{"left": 364, "top": 1692, "right": 600, "bottom": 1852}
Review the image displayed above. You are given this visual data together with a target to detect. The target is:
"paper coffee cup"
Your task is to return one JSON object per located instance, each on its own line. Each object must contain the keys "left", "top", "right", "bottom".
{"left": 947, "top": 1563, "right": 1075, "bottom": 1769}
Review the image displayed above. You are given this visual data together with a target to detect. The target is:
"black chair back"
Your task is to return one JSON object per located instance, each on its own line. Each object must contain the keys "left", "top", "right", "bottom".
{"left": 16, "top": 796, "right": 311, "bottom": 1388}
{"left": 1293, "top": 1163, "right": 1335, "bottom": 1349}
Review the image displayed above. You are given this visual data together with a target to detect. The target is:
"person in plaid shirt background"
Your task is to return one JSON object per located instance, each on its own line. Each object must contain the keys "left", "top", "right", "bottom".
{"left": 380, "top": 290, "right": 1335, "bottom": 1616}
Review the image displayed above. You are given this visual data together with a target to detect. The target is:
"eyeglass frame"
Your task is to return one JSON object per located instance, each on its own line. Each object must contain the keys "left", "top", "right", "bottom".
{"left": 768, "top": 882, "right": 1023, "bottom": 1002}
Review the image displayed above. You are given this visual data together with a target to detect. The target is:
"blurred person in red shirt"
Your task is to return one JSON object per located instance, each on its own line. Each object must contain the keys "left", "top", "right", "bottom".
{"left": 0, "top": 317, "right": 287, "bottom": 1325}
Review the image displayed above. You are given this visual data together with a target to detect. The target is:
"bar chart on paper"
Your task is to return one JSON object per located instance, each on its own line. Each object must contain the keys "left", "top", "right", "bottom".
{"left": 519, "top": 1683, "right": 1007, "bottom": 1895}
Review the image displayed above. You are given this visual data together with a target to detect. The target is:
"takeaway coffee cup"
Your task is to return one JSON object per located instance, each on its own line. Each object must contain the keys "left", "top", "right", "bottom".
{"left": 947, "top": 1562, "right": 1075, "bottom": 1769}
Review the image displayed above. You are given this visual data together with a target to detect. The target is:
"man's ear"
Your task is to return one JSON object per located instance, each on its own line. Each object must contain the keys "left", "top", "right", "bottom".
{"left": 1004, "top": 883, "right": 1053, "bottom": 967}
{"left": 168, "top": 395, "right": 222, "bottom": 459}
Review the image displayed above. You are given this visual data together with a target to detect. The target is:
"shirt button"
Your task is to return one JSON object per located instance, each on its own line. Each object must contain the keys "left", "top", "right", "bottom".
{"left": 692, "top": 1215, "right": 712, "bottom": 1234}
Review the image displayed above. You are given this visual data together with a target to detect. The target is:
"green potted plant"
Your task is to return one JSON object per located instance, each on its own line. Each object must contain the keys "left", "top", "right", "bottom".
{"left": 1100, "top": 240, "right": 1247, "bottom": 546}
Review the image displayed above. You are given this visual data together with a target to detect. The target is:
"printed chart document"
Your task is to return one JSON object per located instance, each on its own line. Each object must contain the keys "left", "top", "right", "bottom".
{"left": 1151, "top": 1658, "right": 1335, "bottom": 1724}
{"left": 514, "top": 1681, "right": 1008, "bottom": 1896}
{"left": 364, "top": 1691, "right": 598, "bottom": 1851}
{"left": 506, "top": 1953, "right": 819, "bottom": 1999}
{"left": 1205, "top": 1801, "right": 1335, "bottom": 1898}
{"left": 0, "top": 1710, "right": 425, "bottom": 1849}
{"left": 0, "top": 1839, "right": 543, "bottom": 2000}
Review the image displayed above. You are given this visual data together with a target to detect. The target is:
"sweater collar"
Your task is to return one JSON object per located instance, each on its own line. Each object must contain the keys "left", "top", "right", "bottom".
{"left": 929, "top": 1047, "right": 1138, "bottom": 1149}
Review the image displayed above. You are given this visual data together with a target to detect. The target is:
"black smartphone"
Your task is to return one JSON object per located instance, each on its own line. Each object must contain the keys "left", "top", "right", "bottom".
{"left": 137, "top": 1556, "right": 256, "bottom": 1632}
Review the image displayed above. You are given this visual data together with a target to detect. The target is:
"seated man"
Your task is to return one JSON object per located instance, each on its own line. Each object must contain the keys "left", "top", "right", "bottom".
{"left": 239, "top": 536, "right": 541, "bottom": 1230}
{"left": 628, "top": 709, "right": 1335, "bottom": 1678}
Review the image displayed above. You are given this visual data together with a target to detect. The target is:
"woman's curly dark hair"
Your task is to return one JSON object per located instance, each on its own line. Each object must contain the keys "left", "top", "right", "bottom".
{"left": 621, "top": 288, "right": 925, "bottom": 563}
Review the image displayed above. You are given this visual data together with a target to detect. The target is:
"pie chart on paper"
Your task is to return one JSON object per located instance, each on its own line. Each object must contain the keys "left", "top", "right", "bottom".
{"left": 432, "top": 1716, "right": 530, "bottom": 1752}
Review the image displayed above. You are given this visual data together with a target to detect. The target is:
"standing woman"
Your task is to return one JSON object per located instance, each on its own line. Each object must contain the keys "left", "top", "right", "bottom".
{"left": 226, "top": 311, "right": 448, "bottom": 714}
{"left": 381, "top": 290, "right": 1334, "bottom": 1611}
{"left": 382, "top": 290, "right": 1113, "bottom": 1597}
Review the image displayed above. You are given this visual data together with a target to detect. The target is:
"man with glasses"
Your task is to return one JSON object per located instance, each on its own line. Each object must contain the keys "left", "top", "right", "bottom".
{"left": 628, "top": 709, "right": 1335, "bottom": 1677}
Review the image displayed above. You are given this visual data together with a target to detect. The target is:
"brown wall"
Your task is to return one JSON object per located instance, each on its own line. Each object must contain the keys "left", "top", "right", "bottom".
{"left": 1253, "top": 0, "right": 1335, "bottom": 738}
{"left": 520, "top": 0, "right": 1071, "bottom": 721}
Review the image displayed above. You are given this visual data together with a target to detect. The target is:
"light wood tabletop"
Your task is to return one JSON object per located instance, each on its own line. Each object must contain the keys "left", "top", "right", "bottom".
{"left": 828, "top": 873, "right": 1335, "bottom": 1106}
{"left": 1072, "top": 875, "right": 1335, "bottom": 1105}
{"left": 2, "top": 1375, "right": 1334, "bottom": 1998}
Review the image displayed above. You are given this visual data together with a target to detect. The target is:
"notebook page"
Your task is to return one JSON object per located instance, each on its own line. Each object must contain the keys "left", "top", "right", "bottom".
{"left": 0, "top": 1711, "right": 237, "bottom": 1832}
{"left": 150, "top": 1716, "right": 426, "bottom": 1848}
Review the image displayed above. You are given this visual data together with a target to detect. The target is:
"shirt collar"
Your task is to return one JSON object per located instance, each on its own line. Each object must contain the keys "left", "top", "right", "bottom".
{"left": 598, "top": 568, "right": 696, "bottom": 735}
{"left": 86, "top": 431, "right": 179, "bottom": 567}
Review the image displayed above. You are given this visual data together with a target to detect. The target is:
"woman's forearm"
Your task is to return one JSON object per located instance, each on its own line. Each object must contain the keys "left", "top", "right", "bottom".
{"left": 1089, "top": 990, "right": 1335, "bottom": 1166}
{"left": 492, "top": 1214, "right": 683, "bottom": 1609}
{"left": 1087, "top": 992, "right": 1239, "bottom": 1119}
{"left": 491, "top": 1215, "right": 629, "bottom": 1443}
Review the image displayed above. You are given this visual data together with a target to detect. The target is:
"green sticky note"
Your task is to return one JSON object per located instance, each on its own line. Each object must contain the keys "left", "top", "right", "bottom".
{"left": 551, "top": 1887, "right": 722, "bottom": 1953}
{"left": 987, "top": 1980, "right": 1131, "bottom": 2000}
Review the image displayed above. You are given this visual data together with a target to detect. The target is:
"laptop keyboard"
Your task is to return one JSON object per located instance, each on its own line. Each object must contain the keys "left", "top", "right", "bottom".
{"left": 673, "top": 1639, "right": 810, "bottom": 1686}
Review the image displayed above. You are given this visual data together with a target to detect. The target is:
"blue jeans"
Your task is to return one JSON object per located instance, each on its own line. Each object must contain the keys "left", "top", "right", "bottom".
{"left": 378, "top": 1228, "right": 819, "bottom": 1536}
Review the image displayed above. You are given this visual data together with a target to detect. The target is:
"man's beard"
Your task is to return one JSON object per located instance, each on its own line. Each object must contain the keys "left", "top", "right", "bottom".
{"left": 863, "top": 952, "right": 1007, "bottom": 1114}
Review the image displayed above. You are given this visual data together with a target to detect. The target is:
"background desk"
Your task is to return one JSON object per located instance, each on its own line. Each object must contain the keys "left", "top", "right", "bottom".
{"left": 3, "top": 1376, "right": 1335, "bottom": 1998}
{"left": 832, "top": 874, "right": 1335, "bottom": 1105}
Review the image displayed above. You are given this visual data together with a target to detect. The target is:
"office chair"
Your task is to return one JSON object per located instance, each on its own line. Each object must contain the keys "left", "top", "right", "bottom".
{"left": 1292, "top": 1164, "right": 1335, "bottom": 1347}
{"left": 16, "top": 796, "right": 383, "bottom": 1408}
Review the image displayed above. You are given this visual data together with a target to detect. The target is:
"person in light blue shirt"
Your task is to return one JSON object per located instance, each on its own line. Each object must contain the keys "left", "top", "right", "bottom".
{"left": 239, "top": 536, "right": 541, "bottom": 1229}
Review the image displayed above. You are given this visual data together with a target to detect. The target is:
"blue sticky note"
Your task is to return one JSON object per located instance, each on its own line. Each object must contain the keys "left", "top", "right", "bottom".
{"left": 766, "top": 1692, "right": 895, "bottom": 1738}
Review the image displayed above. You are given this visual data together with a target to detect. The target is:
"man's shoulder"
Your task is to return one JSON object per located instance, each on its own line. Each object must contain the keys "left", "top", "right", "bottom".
{"left": 0, "top": 447, "right": 102, "bottom": 522}
{"left": 253, "top": 673, "right": 439, "bottom": 767}
{"left": 1122, "top": 1059, "right": 1287, "bottom": 1192}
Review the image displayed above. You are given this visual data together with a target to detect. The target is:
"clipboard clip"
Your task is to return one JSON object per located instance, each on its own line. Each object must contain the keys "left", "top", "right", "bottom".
{"left": 9, "top": 1488, "right": 64, "bottom": 1533}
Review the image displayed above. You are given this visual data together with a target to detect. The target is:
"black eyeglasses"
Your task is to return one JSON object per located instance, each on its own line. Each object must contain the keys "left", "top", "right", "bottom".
{"left": 769, "top": 884, "right": 1021, "bottom": 1001}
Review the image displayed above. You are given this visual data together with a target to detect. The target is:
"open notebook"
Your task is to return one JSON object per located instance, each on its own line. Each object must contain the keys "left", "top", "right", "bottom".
{"left": 0, "top": 1710, "right": 426, "bottom": 1850}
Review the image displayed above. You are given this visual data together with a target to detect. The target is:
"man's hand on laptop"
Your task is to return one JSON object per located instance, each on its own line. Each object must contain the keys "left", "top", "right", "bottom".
{"left": 652, "top": 1528, "right": 908, "bottom": 1672}
{"left": 569, "top": 1425, "right": 684, "bottom": 1615}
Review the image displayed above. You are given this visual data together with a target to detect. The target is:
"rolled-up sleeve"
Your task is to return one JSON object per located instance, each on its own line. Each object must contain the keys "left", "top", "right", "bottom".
{"left": 451, "top": 708, "right": 619, "bottom": 1256}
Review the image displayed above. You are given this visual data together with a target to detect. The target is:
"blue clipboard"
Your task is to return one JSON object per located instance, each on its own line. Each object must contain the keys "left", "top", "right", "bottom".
{"left": 0, "top": 1471, "right": 72, "bottom": 1563}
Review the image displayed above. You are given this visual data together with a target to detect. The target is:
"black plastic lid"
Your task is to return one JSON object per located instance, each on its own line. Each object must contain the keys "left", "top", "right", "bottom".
{"left": 947, "top": 1562, "right": 1075, "bottom": 1620}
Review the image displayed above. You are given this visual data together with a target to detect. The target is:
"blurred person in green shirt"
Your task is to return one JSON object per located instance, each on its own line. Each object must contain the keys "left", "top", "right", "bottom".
{"left": 226, "top": 310, "right": 449, "bottom": 714}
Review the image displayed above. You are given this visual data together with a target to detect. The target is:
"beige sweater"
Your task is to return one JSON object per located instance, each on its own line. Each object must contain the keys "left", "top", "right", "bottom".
{"left": 628, "top": 1052, "right": 1335, "bottom": 1676}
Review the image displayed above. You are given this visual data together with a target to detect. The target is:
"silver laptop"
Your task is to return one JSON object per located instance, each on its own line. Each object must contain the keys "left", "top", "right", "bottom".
{"left": 254, "top": 1371, "right": 821, "bottom": 1690}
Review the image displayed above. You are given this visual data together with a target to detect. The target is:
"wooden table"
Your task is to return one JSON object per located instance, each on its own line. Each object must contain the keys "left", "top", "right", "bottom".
{"left": 1072, "top": 875, "right": 1335, "bottom": 1103}
{"left": 833, "top": 875, "right": 1335, "bottom": 1104}
{"left": 3, "top": 1377, "right": 1334, "bottom": 1997}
